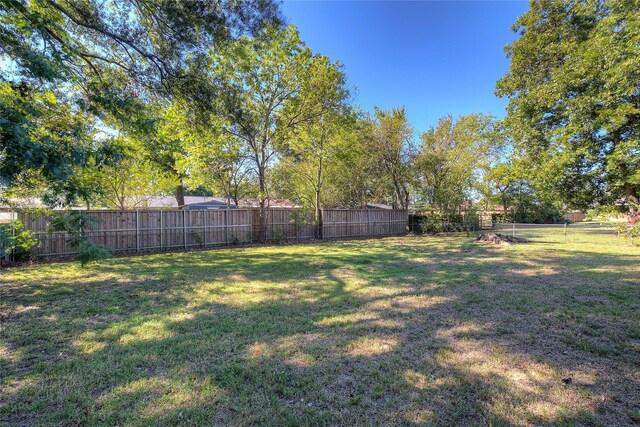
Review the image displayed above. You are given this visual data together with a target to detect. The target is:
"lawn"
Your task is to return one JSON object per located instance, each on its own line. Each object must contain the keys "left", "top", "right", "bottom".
{"left": 1, "top": 227, "right": 639, "bottom": 426}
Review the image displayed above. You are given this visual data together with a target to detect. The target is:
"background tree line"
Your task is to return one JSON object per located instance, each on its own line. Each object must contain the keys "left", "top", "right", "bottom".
{"left": 2, "top": 0, "right": 638, "bottom": 232}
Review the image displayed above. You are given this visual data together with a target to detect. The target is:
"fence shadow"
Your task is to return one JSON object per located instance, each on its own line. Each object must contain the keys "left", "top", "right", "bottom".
{"left": 1, "top": 235, "right": 639, "bottom": 425}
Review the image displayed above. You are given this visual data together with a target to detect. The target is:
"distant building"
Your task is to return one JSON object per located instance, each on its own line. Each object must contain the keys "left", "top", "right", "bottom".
{"left": 564, "top": 210, "right": 585, "bottom": 222}
{"left": 0, "top": 203, "right": 14, "bottom": 223}
{"left": 144, "top": 196, "right": 299, "bottom": 209}
{"left": 135, "top": 196, "right": 234, "bottom": 209}
{"left": 237, "top": 198, "right": 298, "bottom": 208}
{"left": 366, "top": 203, "right": 393, "bottom": 209}
{"left": 185, "top": 199, "right": 237, "bottom": 210}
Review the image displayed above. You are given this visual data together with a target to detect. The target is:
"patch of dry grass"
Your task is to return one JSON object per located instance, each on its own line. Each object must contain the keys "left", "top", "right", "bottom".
{"left": 1, "top": 226, "right": 639, "bottom": 425}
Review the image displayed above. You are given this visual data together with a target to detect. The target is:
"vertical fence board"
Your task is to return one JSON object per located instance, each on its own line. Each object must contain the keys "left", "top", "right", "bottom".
{"left": 16, "top": 208, "right": 408, "bottom": 257}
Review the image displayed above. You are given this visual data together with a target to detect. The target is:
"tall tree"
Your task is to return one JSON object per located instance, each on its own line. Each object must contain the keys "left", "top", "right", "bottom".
{"left": 416, "top": 114, "right": 497, "bottom": 218}
{"left": 134, "top": 102, "right": 192, "bottom": 207}
{"left": 184, "top": 130, "right": 253, "bottom": 208}
{"left": 94, "top": 137, "right": 176, "bottom": 210}
{"left": 496, "top": 0, "right": 640, "bottom": 217}
{"left": 367, "top": 107, "right": 415, "bottom": 209}
{"left": 274, "top": 108, "right": 355, "bottom": 237}
{"left": 213, "top": 25, "right": 348, "bottom": 239}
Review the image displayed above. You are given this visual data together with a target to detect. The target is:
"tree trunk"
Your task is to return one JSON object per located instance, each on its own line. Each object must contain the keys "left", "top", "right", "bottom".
{"left": 175, "top": 183, "right": 185, "bottom": 208}
{"left": 625, "top": 183, "right": 639, "bottom": 221}
{"left": 315, "top": 157, "right": 322, "bottom": 239}
{"left": 258, "top": 165, "right": 267, "bottom": 242}
{"left": 502, "top": 193, "right": 508, "bottom": 222}
{"left": 259, "top": 197, "right": 267, "bottom": 242}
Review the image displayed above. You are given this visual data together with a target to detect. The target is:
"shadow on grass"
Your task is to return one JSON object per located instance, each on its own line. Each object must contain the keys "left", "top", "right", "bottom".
{"left": 1, "top": 237, "right": 639, "bottom": 425}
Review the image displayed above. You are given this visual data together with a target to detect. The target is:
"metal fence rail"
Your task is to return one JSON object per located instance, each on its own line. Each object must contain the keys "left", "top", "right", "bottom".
{"left": 491, "top": 222, "right": 622, "bottom": 245}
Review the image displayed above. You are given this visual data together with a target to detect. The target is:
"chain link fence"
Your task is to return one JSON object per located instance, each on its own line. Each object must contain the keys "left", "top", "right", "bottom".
{"left": 490, "top": 222, "right": 631, "bottom": 245}
{"left": 408, "top": 215, "right": 633, "bottom": 246}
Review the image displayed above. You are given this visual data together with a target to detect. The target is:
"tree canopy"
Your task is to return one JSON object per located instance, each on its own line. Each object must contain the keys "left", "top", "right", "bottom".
{"left": 2, "top": 0, "right": 636, "bottom": 226}
{"left": 496, "top": 0, "right": 640, "bottom": 215}
{"left": 1, "top": 0, "right": 281, "bottom": 197}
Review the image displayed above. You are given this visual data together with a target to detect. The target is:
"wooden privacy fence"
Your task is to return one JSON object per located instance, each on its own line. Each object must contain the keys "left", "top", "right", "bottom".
{"left": 322, "top": 209, "right": 408, "bottom": 239}
{"left": 18, "top": 208, "right": 408, "bottom": 257}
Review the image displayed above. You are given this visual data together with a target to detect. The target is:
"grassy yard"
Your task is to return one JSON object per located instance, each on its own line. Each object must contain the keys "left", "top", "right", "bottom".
{"left": 1, "top": 227, "right": 639, "bottom": 426}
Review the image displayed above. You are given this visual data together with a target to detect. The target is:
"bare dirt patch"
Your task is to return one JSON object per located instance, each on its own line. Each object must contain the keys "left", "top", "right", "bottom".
{"left": 476, "top": 233, "right": 530, "bottom": 245}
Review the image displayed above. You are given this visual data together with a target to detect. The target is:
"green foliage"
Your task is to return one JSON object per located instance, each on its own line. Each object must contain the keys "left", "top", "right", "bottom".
{"left": 182, "top": 126, "right": 253, "bottom": 207}
{"left": 418, "top": 215, "right": 448, "bottom": 234}
{"left": 0, "top": 219, "right": 38, "bottom": 261}
{"left": 211, "top": 24, "right": 348, "bottom": 238}
{"left": 507, "top": 201, "right": 565, "bottom": 224}
{"left": 273, "top": 107, "right": 358, "bottom": 215}
{"left": 1, "top": 0, "right": 281, "bottom": 204}
{"left": 366, "top": 107, "right": 415, "bottom": 209}
{"left": 612, "top": 222, "right": 640, "bottom": 245}
{"left": 0, "top": 81, "right": 95, "bottom": 195}
{"left": 93, "top": 136, "right": 176, "bottom": 209}
{"left": 417, "top": 211, "right": 479, "bottom": 234}
{"left": 1, "top": 0, "right": 281, "bottom": 97}
{"left": 50, "top": 211, "right": 110, "bottom": 266}
{"left": 497, "top": 0, "right": 640, "bottom": 213}
{"left": 612, "top": 223, "right": 629, "bottom": 237}
{"left": 416, "top": 114, "right": 500, "bottom": 217}
{"left": 479, "top": 157, "right": 567, "bottom": 224}
{"left": 585, "top": 205, "right": 626, "bottom": 221}
{"left": 226, "top": 233, "right": 240, "bottom": 246}
{"left": 191, "top": 231, "right": 204, "bottom": 246}
{"left": 463, "top": 208, "right": 480, "bottom": 233}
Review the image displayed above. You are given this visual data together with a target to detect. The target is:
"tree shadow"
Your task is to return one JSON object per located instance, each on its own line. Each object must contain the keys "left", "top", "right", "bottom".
{"left": 1, "top": 237, "right": 638, "bottom": 425}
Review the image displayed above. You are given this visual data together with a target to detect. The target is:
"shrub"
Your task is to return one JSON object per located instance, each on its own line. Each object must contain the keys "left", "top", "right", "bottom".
{"left": 610, "top": 222, "right": 640, "bottom": 246}
{"left": 506, "top": 202, "right": 564, "bottom": 224}
{"left": 585, "top": 205, "right": 626, "bottom": 222}
{"left": 50, "top": 211, "right": 110, "bottom": 267}
{"left": 0, "top": 219, "right": 39, "bottom": 262}
{"left": 418, "top": 211, "right": 478, "bottom": 234}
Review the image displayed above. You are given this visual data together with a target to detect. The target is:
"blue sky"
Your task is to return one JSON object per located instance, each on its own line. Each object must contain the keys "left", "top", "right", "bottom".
{"left": 282, "top": 0, "right": 529, "bottom": 132}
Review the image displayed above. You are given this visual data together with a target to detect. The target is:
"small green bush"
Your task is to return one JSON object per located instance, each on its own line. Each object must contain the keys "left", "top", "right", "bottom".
{"left": 418, "top": 211, "right": 478, "bottom": 234}
{"left": 0, "top": 219, "right": 39, "bottom": 262}
{"left": 50, "top": 211, "right": 110, "bottom": 267}
{"left": 585, "top": 205, "right": 626, "bottom": 222}
{"left": 610, "top": 222, "right": 640, "bottom": 245}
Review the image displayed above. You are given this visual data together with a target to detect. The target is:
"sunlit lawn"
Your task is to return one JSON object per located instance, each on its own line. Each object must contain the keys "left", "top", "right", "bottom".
{"left": 1, "top": 227, "right": 639, "bottom": 426}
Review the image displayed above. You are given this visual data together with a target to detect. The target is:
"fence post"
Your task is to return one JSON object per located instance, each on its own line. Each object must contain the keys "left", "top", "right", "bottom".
{"left": 367, "top": 209, "right": 371, "bottom": 237}
{"left": 225, "top": 209, "right": 229, "bottom": 245}
{"left": 136, "top": 210, "right": 140, "bottom": 252}
{"left": 7, "top": 210, "right": 17, "bottom": 261}
{"left": 183, "top": 209, "right": 187, "bottom": 250}
{"left": 512, "top": 223, "right": 515, "bottom": 237}
{"left": 160, "top": 210, "right": 163, "bottom": 250}
{"left": 203, "top": 210, "right": 207, "bottom": 248}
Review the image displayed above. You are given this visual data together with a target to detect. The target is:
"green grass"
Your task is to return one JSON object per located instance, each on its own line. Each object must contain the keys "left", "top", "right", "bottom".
{"left": 1, "top": 226, "right": 639, "bottom": 426}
